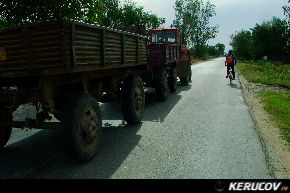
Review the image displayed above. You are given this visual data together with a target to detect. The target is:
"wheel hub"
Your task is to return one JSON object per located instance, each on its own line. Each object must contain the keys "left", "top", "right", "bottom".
{"left": 80, "top": 108, "right": 99, "bottom": 145}
{"left": 135, "top": 86, "right": 143, "bottom": 113}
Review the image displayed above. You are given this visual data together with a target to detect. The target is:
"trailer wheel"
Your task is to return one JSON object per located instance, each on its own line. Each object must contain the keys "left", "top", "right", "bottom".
{"left": 63, "top": 94, "right": 102, "bottom": 162}
{"left": 0, "top": 109, "right": 12, "bottom": 151}
{"left": 168, "top": 67, "right": 177, "bottom": 93}
{"left": 121, "top": 75, "right": 145, "bottom": 125}
{"left": 180, "top": 66, "right": 191, "bottom": 86}
{"left": 155, "top": 70, "right": 169, "bottom": 101}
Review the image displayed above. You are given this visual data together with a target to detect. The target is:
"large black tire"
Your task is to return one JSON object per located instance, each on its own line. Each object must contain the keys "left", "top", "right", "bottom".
{"left": 168, "top": 67, "right": 177, "bottom": 93}
{"left": 0, "top": 108, "right": 12, "bottom": 151}
{"left": 121, "top": 75, "right": 145, "bottom": 125}
{"left": 63, "top": 94, "right": 102, "bottom": 162}
{"left": 180, "top": 65, "right": 192, "bottom": 86}
{"left": 155, "top": 70, "right": 169, "bottom": 101}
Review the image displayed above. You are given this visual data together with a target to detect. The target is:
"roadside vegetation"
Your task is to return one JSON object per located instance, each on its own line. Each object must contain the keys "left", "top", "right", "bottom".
{"left": 230, "top": 17, "right": 289, "bottom": 62}
{"left": 237, "top": 60, "right": 290, "bottom": 147}
{"left": 238, "top": 60, "right": 290, "bottom": 146}
{"left": 234, "top": 4, "right": 290, "bottom": 145}
{"left": 237, "top": 61, "right": 290, "bottom": 88}
{"left": 260, "top": 92, "right": 290, "bottom": 145}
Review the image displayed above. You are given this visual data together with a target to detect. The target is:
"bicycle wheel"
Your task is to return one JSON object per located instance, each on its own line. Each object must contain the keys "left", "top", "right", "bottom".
{"left": 229, "top": 70, "right": 233, "bottom": 85}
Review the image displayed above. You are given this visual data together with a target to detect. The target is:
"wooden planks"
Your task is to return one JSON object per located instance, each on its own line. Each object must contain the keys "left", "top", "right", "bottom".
{"left": 0, "top": 21, "right": 148, "bottom": 78}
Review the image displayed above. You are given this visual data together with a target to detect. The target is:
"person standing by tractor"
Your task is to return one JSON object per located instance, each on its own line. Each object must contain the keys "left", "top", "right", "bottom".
{"left": 179, "top": 39, "right": 192, "bottom": 82}
{"left": 225, "top": 50, "right": 237, "bottom": 80}
{"left": 180, "top": 39, "right": 188, "bottom": 60}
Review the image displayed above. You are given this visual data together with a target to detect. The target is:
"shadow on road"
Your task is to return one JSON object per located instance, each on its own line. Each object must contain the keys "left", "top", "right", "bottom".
{"left": 0, "top": 123, "right": 142, "bottom": 178}
{"left": 101, "top": 83, "right": 192, "bottom": 123}
{"left": 0, "top": 82, "right": 191, "bottom": 178}
{"left": 143, "top": 83, "right": 191, "bottom": 122}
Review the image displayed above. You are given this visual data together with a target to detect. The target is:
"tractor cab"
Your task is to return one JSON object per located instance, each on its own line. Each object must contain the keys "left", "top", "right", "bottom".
{"left": 149, "top": 29, "right": 181, "bottom": 46}
{"left": 148, "top": 29, "right": 186, "bottom": 70}
{"left": 148, "top": 28, "right": 191, "bottom": 87}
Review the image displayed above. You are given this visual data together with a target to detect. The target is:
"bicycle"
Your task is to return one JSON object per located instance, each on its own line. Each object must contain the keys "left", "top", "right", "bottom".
{"left": 228, "top": 66, "right": 234, "bottom": 85}
{"left": 225, "top": 61, "right": 234, "bottom": 85}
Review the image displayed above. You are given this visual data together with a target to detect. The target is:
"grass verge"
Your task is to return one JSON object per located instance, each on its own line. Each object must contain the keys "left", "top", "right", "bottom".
{"left": 237, "top": 60, "right": 290, "bottom": 88}
{"left": 260, "top": 92, "right": 290, "bottom": 145}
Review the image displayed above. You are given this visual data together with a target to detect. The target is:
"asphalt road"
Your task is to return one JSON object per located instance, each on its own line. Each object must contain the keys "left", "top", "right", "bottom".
{"left": 0, "top": 58, "right": 272, "bottom": 179}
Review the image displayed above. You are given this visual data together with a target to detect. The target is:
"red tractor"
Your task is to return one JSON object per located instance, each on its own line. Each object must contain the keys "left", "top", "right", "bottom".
{"left": 148, "top": 29, "right": 192, "bottom": 101}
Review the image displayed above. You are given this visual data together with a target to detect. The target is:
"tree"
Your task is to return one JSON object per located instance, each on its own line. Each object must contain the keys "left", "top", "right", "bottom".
{"left": 231, "top": 17, "right": 289, "bottom": 61}
{"left": 206, "top": 43, "right": 225, "bottom": 57}
{"left": 0, "top": 0, "right": 91, "bottom": 27}
{"left": 282, "top": 2, "right": 290, "bottom": 25}
{"left": 0, "top": 0, "right": 165, "bottom": 31}
{"left": 206, "top": 45, "right": 217, "bottom": 57}
{"left": 120, "top": 1, "right": 165, "bottom": 30}
{"left": 282, "top": 3, "right": 290, "bottom": 58}
{"left": 215, "top": 43, "right": 225, "bottom": 56}
{"left": 251, "top": 21, "right": 272, "bottom": 59}
{"left": 251, "top": 17, "right": 289, "bottom": 59}
{"left": 84, "top": 0, "right": 118, "bottom": 27}
{"left": 230, "top": 30, "right": 253, "bottom": 60}
{"left": 172, "top": 0, "right": 218, "bottom": 57}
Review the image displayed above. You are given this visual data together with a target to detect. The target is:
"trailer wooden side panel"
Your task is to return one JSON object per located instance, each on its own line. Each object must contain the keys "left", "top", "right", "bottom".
{"left": 73, "top": 23, "right": 148, "bottom": 71}
{"left": 0, "top": 22, "right": 71, "bottom": 78}
{"left": 0, "top": 21, "right": 148, "bottom": 79}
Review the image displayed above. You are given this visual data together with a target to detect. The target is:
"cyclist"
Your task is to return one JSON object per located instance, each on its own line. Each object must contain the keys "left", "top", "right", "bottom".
{"left": 225, "top": 50, "right": 237, "bottom": 80}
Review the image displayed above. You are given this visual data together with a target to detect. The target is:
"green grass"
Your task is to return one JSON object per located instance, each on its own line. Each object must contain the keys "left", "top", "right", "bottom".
{"left": 237, "top": 60, "right": 290, "bottom": 88}
{"left": 238, "top": 60, "right": 290, "bottom": 144}
{"left": 260, "top": 92, "right": 290, "bottom": 145}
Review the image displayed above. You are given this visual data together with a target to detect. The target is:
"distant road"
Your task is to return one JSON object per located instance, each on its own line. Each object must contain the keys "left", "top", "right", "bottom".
{"left": 0, "top": 58, "right": 271, "bottom": 179}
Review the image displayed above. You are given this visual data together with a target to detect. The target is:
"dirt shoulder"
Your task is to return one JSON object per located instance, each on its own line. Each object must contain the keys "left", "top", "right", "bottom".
{"left": 238, "top": 73, "right": 290, "bottom": 178}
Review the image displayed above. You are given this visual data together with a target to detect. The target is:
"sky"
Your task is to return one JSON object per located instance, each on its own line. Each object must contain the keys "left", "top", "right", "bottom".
{"left": 128, "top": 0, "right": 288, "bottom": 51}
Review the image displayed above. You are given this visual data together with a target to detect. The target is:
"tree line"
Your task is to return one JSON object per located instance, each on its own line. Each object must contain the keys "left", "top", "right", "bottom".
{"left": 0, "top": 0, "right": 224, "bottom": 58}
{"left": 172, "top": 0, "right": 224, "bottom": 58}
{"left": 230, "top": 16, "right": 289, "bottom": 61}
{"left": 0, "top": 0, "right": 165, "bottom": 31}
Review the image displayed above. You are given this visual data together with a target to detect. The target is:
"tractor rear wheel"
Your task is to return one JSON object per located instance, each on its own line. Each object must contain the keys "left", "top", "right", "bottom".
{"left": 155, "top": 70, "right": 169, "bottom": 101}
{"left": 121, "top": 75, "right": 145, "bottom": 125}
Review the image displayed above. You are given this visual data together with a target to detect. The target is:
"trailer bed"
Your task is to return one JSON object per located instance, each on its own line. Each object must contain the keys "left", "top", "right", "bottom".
{"left": 0, "top": 21, "right": 148, "bottom": 79}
